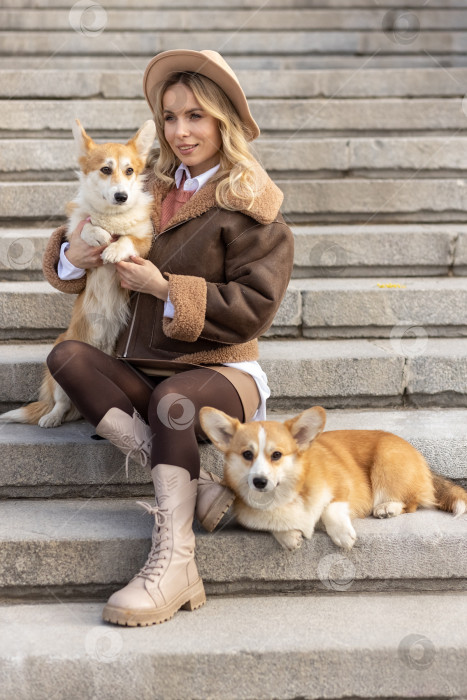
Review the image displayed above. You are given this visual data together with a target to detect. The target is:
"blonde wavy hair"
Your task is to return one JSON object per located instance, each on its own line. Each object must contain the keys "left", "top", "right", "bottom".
{"left": 147, "top": 71, "right": 259, "bottom": 211}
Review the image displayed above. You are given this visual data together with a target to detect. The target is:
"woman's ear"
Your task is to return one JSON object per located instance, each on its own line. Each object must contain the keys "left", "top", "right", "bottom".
{"left": 199, "top": 407, "right": 240, "bottom": 453}
{"left": 284, "top": 406, "right": 326, "bottom": 452}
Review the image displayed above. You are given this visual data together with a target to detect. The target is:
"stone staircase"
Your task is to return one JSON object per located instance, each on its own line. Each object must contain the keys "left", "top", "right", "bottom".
{"left": 1, "top": 1, "right": 467, "bottom": 698}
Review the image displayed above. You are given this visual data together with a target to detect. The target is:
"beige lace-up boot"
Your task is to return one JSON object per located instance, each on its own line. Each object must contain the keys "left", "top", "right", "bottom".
{"left": 95, "top": 406, "right": 234, "bottom": 529}
{"left": 103, "top": 463, "right": 206, "bottom": 627}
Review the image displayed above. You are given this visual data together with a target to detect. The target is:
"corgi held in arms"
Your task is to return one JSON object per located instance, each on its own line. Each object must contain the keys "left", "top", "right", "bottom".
{"left": 1, "top": 119, "right": 156, "bottom": 428}
{"left": 200, "top": 406, "right": 467, "bottom": 551}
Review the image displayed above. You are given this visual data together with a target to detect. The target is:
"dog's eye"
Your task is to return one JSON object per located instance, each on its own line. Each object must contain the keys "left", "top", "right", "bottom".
{"left": 100, "top": 166, "right": 112, "bottom": 175}
{"left": 242, "top": 450, "right": 254, "bottom": 461}
{"left": 271, "top": 451, "right": 282, "bottom": 461}
{"left": 126, "top": 167, "right": 134, "bottom": 176}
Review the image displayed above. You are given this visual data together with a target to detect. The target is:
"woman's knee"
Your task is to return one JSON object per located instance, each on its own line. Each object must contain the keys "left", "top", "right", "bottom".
{"left": 148, "top": 376, "right": 198, "bottom": 433}
{"left": 46, "top": 340, "right": 91, "bottom": 377}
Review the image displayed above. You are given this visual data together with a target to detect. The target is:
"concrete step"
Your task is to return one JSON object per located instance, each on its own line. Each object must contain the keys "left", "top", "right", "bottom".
{"left": 4, "top": 178, "right": 467, "bottom": 225}
{"left": 7, "top": 53, "right": 467, "bottom": 73}
{"left": 4, "top": 0, "right": 462, "bottom": 8}
{"left": 5, "top": 67, "right": 467, "bottom": 99}
{"left": 4, "top": 98, "right": 467, "bottom": 138}
{"left": 0, "top": 409, "right": 465, "bottom": 498}
{"left": 5, "top": 137, "right": 467, "bottom": 180}
{"left": 295, "top": 277, "right": 467, "bottom": 339}
{"left": 2, "top": 224, "right": 466, "bottom": 282}
{"left": 0, "top": 228, "right": 48, "bottom": 280}
{"left": 4, "top": 338, "right": 467, "bottom": 410}
{"left": 2, "top": 98, "right": 467, "bottom": 135}
{"left": 4, "top": 8, "right": 467, "bottom": 31}
{"left": 6, "top": 54, "right": 467, "bottom": 71}
{"left": 2, "top": 31, "right": 467, "bottom": 57}
{"left": 293, "top": 223, "right": 467, "bottom": 277}
{"left": 1, "top": 594, "right": 465, "bottom": 699}
{"left": 0, "top": 499, "right": 465, "bottom": 598}
{"left": 258, "top": 337, "right": 467, "bottom": 409}
{"left": 4, "top": 277, "right": 467, "bottom": 341}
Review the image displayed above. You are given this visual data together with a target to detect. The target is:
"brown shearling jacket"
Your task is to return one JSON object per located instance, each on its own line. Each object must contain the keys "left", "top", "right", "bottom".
{"left": 42, "top": 162, "right": 294, "bottom": 367}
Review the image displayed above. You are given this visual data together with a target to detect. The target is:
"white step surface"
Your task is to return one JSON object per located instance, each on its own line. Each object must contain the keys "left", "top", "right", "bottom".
{"left": 0, "top": 595, "right": 465, "bottom": 699}
{"left": 0, "top": 499, "right": 465, "bottom": 593}
{"left": 1, "top": 224, "right": 465, "bottom": 279}
{"left": 3, "top": 68, "right": 467, "bottom": 99}
{"left": 5, "top": 277, "right": 467, "bottom": 340}
{"left": 1, "top": 408, "right": 466, "bottom": 497}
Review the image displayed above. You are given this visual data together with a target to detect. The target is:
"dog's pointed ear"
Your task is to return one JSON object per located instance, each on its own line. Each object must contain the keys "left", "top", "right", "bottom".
{"left": 199, "top": 407, "right": 240, "bottom": 453}
{"left": 284, "top": 406, "right": 326, "bottom": 452}
{"left": 128, "top": 120, "right": 156, "bottom": 162}
{"left": 72, "top": 119, "right": 95, "bottom": 158}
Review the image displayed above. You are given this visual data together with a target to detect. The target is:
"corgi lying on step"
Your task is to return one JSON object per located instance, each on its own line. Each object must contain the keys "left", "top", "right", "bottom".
{"left": 200, "top": 406, "right": 467, "bottom": 551}
{"left": 0, "top": 119, "right": 155, "bottom": 428}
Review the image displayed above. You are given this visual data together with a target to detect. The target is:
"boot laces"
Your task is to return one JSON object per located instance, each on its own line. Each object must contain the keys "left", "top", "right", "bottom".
{"left": 124, "top": 438, "right": 150, "bottom": 479}
{"left": 133, "top": 501, "right": 170, "bottom": 582}
{"left": 123, "top": 410, "right": 152, "bottom": 479}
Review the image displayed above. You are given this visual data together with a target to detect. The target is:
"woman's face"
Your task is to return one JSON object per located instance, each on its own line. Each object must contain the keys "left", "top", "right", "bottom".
{"left": 162, "top": 83, "right": 222, "bottom": 178}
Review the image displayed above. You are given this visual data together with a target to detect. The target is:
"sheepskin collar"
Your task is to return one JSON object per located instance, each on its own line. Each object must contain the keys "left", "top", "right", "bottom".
{"left": 145, "top": 160, "right": 284, "bottom": 234}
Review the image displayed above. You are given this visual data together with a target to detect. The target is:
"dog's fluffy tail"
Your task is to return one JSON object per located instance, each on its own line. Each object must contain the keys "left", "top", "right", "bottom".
{"left": 0, "top": 368, "right": 55, "bottom": 425}
{"left": 432, "top": 473, "right": 467, "bottom": 517}
{"left": 0, "top": 400, "right": 54, "bottom": 425}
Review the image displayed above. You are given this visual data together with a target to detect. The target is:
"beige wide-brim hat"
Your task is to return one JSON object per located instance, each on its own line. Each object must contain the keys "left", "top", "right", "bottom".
{"left": 143, "top": 49, "right": 260, "bottom": 142}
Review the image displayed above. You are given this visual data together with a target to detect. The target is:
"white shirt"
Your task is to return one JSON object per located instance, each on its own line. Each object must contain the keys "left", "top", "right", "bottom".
{"left": 56, "top": 161, "right": 270, "bottom": 421}
{"left": 175, "top": 161, "right": 220, "bottom": 192}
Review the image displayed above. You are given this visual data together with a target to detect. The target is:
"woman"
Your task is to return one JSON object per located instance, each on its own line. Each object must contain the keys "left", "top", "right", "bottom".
{"left": 42, "top": 49, "right": 294, "bottom": 626}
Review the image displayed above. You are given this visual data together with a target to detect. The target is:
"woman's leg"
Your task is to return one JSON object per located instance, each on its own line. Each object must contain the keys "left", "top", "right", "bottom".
{"left": 103, "top": 368, "right": 244, "bottom": 627}
{"left": 47, "top": 340, "right": 158, "bottom": 426}
{"left": 147, "top": 367, "right": 244, "bottom": 480}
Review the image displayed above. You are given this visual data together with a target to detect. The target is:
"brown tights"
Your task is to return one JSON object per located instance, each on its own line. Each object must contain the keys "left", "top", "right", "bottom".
{"left": 47, "top": 340, "right": 244, "bottom": 480}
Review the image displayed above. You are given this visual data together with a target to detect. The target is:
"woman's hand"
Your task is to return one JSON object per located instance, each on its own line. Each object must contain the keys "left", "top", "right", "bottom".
{"left": 65, "top": 220, "right": 107, "bottom": 269}
{"left": 115, "top": 256, "right": 169, "bottom": 300}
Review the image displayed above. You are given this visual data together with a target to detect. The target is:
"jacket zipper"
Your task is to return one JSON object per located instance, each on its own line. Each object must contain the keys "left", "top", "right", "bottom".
{"left": 121, "top": 209, "right": 221, "bottom": 357}
{"left": 122, "top": 292, "right": 140, "bottom": 358}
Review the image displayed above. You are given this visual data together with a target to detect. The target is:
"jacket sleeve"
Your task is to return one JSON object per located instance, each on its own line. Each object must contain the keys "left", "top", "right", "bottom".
{"left": 42, "top": 225, "right": 87, "bottom": 294}
{"left": 162, "top": 215, "right": 294, "bottom": 344}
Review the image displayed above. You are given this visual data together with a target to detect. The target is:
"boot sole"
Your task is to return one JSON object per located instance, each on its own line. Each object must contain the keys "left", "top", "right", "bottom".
{"left": 102, "top": 578, "right": 206, "bottom": 627}
{"left": 198, "top": 490, "right": 235, "bottom": 532}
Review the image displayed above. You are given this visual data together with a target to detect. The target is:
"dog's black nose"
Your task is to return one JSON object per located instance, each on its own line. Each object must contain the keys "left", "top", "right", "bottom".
{"left": 253, "top": 476, "right": 268, "bottom": 490}
{"left": 114, "top": 192, "right": 128, "bottom": 203}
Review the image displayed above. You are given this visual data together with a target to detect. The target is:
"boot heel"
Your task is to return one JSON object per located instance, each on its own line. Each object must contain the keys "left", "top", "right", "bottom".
{"left": 182, "top": 580, "right": 206, "bottom": 611}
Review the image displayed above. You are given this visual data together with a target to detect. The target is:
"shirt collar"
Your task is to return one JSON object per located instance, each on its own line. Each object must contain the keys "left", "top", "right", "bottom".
{"left": 174, "top": 161, "right": 220, "bottom": 193}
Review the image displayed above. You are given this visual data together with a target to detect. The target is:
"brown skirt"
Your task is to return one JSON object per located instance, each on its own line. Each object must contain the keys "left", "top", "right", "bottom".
{"left": 137, "top": 362, "right": 261, "bottom": 423}
{"left": 205, "top": 365, "right": 261, "bottom": 422}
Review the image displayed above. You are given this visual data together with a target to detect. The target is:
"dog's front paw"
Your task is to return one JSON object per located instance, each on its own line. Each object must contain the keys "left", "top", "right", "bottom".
{"left": 81, "top": 223, "right": 112, "bottom": 247}
{"left": 101, "top": 239, "right": 136, "bottom": 264}
{"left": 329, "top": 525, "right": 357, "bottom": 551}
{"left": 101, "top": 243, "right": 125, "bottom": 264}
{"left": 273, "top": 529, "right": 303, "bottom": 551}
